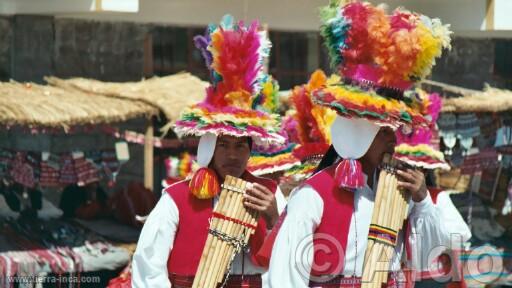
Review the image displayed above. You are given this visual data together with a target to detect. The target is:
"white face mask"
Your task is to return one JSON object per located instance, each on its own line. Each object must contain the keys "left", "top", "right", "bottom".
{"left": 330, "top": 115, "right": 380, "bottom": 160}
{"left": 197, "top": 133, "right": 217, "bottom": 167}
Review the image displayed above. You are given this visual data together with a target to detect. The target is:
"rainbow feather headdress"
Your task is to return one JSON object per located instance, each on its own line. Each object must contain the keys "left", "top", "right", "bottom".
{"left": 248, "top": 76, "right": 301, "bottom": 176}
{"left": 174, "top": 15, "right": 284, "bottom": 146}
{"left": 394, "top": 89, "right": 450, "bottom": 170}
{"left": 313, "top": 1, "right": 452, "bottom": 130}
{"left": 283, "top": 70, "right": 337, "bottom": 181}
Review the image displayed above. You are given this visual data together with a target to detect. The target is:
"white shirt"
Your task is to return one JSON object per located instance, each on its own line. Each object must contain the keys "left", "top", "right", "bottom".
{"left": 435, "top": 191, "right": 472, "bottom": 249}
{"left": 132, "top": 186, "right": 287, "bottom": 288}
{"left": 268, "top": 181, "right": 450, "bottom": 288}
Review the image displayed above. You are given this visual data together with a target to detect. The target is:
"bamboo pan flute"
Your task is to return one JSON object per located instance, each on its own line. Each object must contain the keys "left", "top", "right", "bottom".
{"left": 192, "top": 175, "right": 259, "bottom": 288}
{"left": 361, "top": 154, "right": 411, "bottom": 288}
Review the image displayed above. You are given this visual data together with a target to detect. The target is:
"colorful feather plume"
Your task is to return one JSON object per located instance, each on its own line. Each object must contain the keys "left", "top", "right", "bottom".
{"left": 319, "top": 1, "right": 451, "bottom": 85}
{"left": 174, "top": 15, "right": 283, "bottom": 147}
{"left": 201, "top": 15, "right": 271, "bottom": 108}
{"left": 252, "top": 75, "right": 280, "bottom": 114}
{"left": 314, "top": 1, "right": 451, "bottom": 130}
{"left": 292, "top": 70, "right": 335, "bottom": 147}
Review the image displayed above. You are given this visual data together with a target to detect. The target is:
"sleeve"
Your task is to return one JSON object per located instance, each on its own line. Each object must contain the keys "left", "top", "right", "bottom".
{"left": 132, "top": 192, "right": 179, "bottom": 288}
{"left": 436, "top": 192, "right": 472, "bottom": 248}
{"left": 407, "top": 191, "right": 451, "bottom": 271}
{"left": 268, "top": 186, "right": 323, "bottom": 288}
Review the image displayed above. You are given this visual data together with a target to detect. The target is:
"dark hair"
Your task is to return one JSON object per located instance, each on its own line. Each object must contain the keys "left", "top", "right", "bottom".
{"left": 247, "top": 137, "right": 253, "bottom": 150}
{"left": 425, "top": 170, "right": 437, "bottom": 187}
{"left": 315, "top": 145, "right": 340, "bottom": 173}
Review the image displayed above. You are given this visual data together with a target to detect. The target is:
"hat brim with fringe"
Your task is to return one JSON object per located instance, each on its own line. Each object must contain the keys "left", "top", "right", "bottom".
{"left": 248, "top": 143, "right": 301, "bottom": 176}
{"left": 174, "top": 104, "right": 284, "bottom": 146}
{"left": 282, "top": 142, "right": 330, "bottom": 182}
{"left": 312, "top": 76, "right": 428, "bottom": 130}
{"left": 283, "top": 162, "right": 320, "bottom": 182}
{"left": 394, "top": 143, "right": 450, "bottom": 170}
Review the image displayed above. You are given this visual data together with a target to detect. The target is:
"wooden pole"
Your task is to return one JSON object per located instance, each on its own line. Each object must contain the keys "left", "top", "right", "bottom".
{"left": 144, "top": 119, "right": 154, "bottom": 191}
{"left": 486, "top": 0, "right": 495, "bottom": 31}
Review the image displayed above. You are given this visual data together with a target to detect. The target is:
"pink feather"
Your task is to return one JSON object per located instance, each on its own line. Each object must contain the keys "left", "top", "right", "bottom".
{"left": 207, "top": 20, "right": 263, "bottom": 107}
{"left": 427, "top": 93, "right": 442, "bottom": 123}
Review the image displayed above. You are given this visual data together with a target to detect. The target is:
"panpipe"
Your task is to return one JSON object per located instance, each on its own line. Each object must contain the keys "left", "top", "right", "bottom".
{"left": 192, "top": 175, "right": 259, "bottom": 288}
{"left": 361, "top": 154, "right": 411, "bottom": 288}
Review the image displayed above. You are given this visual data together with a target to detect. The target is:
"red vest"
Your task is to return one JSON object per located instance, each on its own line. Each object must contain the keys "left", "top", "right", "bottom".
{"left": 306, "top": 166, "right": 412, "bottom": 288}
{"left": 304, "top": 165, "right": 354, "bottom": 276}
{"left": 165, "top": 172, "right": 277, "bottom": 276}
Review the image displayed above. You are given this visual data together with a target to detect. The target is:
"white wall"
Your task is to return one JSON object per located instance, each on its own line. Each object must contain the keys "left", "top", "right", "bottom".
{"left": 0, "top": 0, "right": 138, "bottom": 14}
{"left": 2, "top": 0, "right": 511, "bottom": 37}
{"left": 495, "top": 0, "right": 512, "bottom": 30}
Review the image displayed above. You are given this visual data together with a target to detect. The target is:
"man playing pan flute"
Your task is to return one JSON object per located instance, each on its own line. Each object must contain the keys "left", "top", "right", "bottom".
{"left": 132, "top": 15, "right": 286, "bottom": 288}
{"left": 268, "top": 1, "right": 453, "bottom": 287}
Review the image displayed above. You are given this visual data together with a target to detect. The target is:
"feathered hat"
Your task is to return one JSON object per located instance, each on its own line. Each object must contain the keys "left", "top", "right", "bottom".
{"left": 174, "top": 15, "right": 284, "bottom": 198}
{"left": 394, "top": 89, "right": 450, "bottom": 170}
{"left": 247, "top": 76, "right": 301, "bottom": 176}
{"left": 174, "top": 15, "right": 284, "bottom": 146}
{"left": 283, "top": 70, "right": 336, "bottom": 181}
{"left": 312, "top": 1, "right": 452, "bottom": 189}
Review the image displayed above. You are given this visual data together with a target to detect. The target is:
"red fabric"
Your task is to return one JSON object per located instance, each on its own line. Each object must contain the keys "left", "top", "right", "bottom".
{"left": 59, "top": 155, "right": 78, "bottom": 184}
{"left": 334, "top": 159, "right": 365, "bottom": 189}
{"left": 10, "top": 152, "right": 36, "bottom": 188}
{"left": 107, "top": 264, "right": 132, "bottom": 288}
{"left": 255, "top": 210, "right": 287, "bottom": 268}
{"left": 428, "top": 187, "right": 443, "bottom": 204}
{"left": 40, "top": 162, "right": 60, "bottom": 187}
{"left": 75, "top": 201, "right": 106, "bottom": 220}
{"left": 74, "top": 157, "right": 100, "bottom": 187}
{"left": 305, "top": 165, "right": 354, "bottom": 276}
{"left": 166, "top": 171, "right": 277, "bottom": 276}
{"left": 109, "top": 182, "right": 157, "bottom": 227}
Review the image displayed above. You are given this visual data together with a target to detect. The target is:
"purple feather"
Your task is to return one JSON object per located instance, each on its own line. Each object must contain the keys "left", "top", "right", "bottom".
{"left": 193, "top": 34, "right": 213, "bottom": 69}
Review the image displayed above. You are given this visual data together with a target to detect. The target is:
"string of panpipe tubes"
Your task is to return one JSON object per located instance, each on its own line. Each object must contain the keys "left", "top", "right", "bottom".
{"left": 192, "top": 175, "right": 259, "bottom": 288}
{"left": 361, "top": 154, "right": 411, "bottom": 288}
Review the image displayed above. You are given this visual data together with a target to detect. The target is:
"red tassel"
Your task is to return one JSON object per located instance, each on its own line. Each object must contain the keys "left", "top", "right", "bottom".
{"left": 334, "top": 159, "right": 365, "bottom": 189}
{"left": 189, "top": 167, "right": 221, "bottom": 199}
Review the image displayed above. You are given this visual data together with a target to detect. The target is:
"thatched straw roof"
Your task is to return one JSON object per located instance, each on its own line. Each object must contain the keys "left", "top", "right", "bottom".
{"left": 46, "top": 73, "right": 208, "bottom": 131}
{"left": 442, "top": 85, "right": 512, "bottom": 113}
{"left": 0, "top": 81, "right": 157, "bottom": 129}
{"left": 422, "top": 80, "right": 512, "bottom": 113}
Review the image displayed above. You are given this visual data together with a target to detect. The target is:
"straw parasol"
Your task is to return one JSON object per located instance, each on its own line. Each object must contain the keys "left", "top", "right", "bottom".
{"left": 422, "top": 80, "right": 512, "bottom": 113}
{"left": 45, "top": 73, "right": 208, "bottom": 133}
{"left": 0, "top": 81, "right": 157, "bottom": 130}
{"left": 442, "top": 85, "right": 512, "bottom": 113}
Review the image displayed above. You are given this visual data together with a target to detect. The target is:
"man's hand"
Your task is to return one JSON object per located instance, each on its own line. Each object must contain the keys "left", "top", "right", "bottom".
{"left": 397, "top": 168, "right": 428, "bottom": 202}
{"left": 244, "top": 183, "right": 279, "bottom": 228}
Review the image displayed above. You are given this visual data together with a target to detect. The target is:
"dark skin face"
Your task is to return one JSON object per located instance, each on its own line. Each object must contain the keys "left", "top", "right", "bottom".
{"left": 209, "top": 135, "right": 279, "bottom": 227}
{"left": 210, "top": 135, "right": 251, "bottom": 181}
{"left": 360, "top": 127, "right": 428, "bottom": 202}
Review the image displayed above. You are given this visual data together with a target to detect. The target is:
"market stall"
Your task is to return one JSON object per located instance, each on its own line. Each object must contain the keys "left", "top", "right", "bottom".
{"left": 0, "top": 74, "right": 207, "bottom": 287}
{"left": 422, "top": 81, "right": 512, "bottom": 287}
{"left": 46, "top": 72, "right": 207, "bottom": 191}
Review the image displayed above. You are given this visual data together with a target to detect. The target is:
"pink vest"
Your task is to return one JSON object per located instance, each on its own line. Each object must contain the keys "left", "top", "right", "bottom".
{"left": 166, "top": 172, "right": 277, "bottom": 276}
{"left": 304, "top": 165, "right": 354, "bottom": 276}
